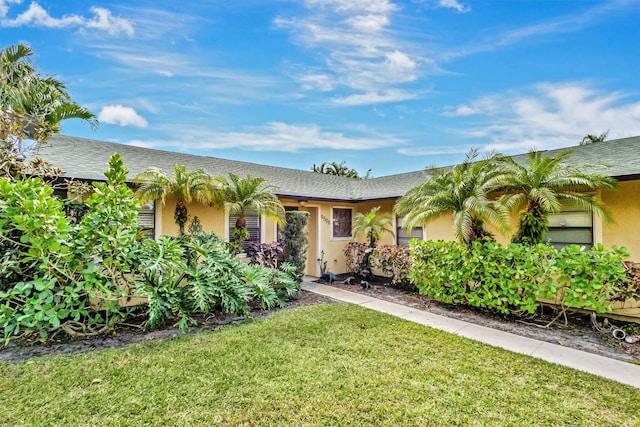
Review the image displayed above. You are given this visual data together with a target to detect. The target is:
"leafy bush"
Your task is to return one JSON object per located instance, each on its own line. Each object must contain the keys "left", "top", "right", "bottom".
{"left": 0, "top": 178, "right": 79, "bottom": 341}
{"left": 135, "top": 233, "right": 251, "bottom": 330}
{"left": 280, "top": 211, "right": 309, "bottom": 281}
{"left": 343, "top": 242, "right": 371, "bottom": 277}
{"left": 541, "top": 244, "right": 630, "bottom": 313}
{"left": 409, "top": 240, "right": 632, "bottom": 316}
{"left": 135, "top": 233, "right": 300, "bottom": 331}
{"left": 242, "top": 263, "right": 300, "bottom": 310}
{"left": 246, "top": 241, "right": 284, "bottom": 269}
{"left": 74, "top": 153, "right": 140, "bottom": 302}
{"left": 372, "top": 245, "right": 414, "bottom": 290}
{"left": 0, "top": 154, "right": 140, "bottom": 342}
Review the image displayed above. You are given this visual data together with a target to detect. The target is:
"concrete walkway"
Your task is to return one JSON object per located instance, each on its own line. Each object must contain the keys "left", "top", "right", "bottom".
{"left": 302, "top": 281, "right": 640, "bottom": 389}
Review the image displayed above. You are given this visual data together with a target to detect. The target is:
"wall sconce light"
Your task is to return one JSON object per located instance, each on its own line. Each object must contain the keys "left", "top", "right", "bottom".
{"left": 298, "top": 200, "right": 308, "bottom": 207}
{"left": 559, "top": 219, "right": 567, "bottom": 228}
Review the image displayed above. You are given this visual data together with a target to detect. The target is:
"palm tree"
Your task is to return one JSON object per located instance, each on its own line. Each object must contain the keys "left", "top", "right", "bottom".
{"left": 352, "top": 206, "right": 394, "bottom": 249}
{"left": 1, "top": 44, "right": 96, "bottom": 180}
{"left": 580, "top": 130, "right": 609, "bottom": 146}
{"left": 1, "top": 44, "right": 97, "bottom": 145}
{"left": 311, "top": 161, "right": 371, "bottom": 179}
{"left": 135, "top": 165, "right": 217, "bottom": 236}
{"left": 497, "top": 149, "right": 617, "bottom": 245}
{"left": 215, "top": 172, "right": 284, "bottom": 243}
{"left": 395, "top": 149, "right": 510, "bottom": 245}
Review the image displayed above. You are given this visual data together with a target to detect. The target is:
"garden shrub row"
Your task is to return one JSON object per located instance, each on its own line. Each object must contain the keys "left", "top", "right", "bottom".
{"left": 0, "top": 154, "right": 299, "bottom": 343}
{"left": 409, "top": 239, "right": 633, "bottom": 315}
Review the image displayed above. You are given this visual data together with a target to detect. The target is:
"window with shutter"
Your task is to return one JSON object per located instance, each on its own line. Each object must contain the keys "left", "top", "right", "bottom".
{"left": 138, "top": 201, "right": 155, "bottom": 239}
{"left": 396, "top": 216, "right": 423, "bottom": 246}
{"left": 546, "top": 201, "right": 593, "bottom": 249}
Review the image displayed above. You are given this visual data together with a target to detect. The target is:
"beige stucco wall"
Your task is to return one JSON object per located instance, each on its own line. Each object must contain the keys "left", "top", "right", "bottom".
{"left": 424, "top": 214, "right": 456, "bottom": 242}
{"left": 158, "top": 196, "right": 226, "bottom": 237}
{"left": 601, "top": 181, "right": 640, "bottom": 261}
{"left": 151, "top": 178, "right": 640, "bottom": 275}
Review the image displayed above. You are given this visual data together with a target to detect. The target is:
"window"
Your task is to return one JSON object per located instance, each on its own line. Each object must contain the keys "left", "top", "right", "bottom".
{"left": 138, "top": 201, "right": 156, "bottom": 239}
{"left": 546, "top": 202, "right": 593, "bottom": 250}
{"left": 396, "top": 216, "right": 423, "bottom": 246}
{"left": 229, "top": 212, "right": 261, "bottom": 249}
{"left": 332, "top": 207, "right": 353, "bottom": 238}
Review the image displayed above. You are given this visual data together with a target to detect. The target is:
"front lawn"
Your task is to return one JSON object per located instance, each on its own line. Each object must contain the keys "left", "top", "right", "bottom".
{"left": 2, "top": 303, "right": 639, "bottom": 426}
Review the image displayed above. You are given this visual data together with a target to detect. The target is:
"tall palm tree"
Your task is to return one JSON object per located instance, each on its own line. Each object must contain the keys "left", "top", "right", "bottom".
{"left": 497, "top": 149, "right": 617, "bottom": 245}
{"left": 1, "top": 44, "right": 97, "bottom": 144}
{"left": 352, "top": 206, "right": 394, "bottom": 249}
{"left": 215, "top": 172, "right": 285, "bottom": 238}
{"left": 395, "top": 149, "right": 510, "bottom": 245}
{"left": 135, "top": 165, "right": 217, "bottom": 236}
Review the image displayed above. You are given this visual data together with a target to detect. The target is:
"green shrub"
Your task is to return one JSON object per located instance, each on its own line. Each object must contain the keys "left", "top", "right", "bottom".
{"left": 0, "top": 178, "right": 73, "bottom": 291}
{"left": 409, "top": 240, "right": 632, "bottom": 316}
{"left": 74, "top": 153, "right": 140, "bottom": 301}
{"left": 0, "top": 154, "right": 145, "bottom": 342}
{"left": 135, "top": 233, "right": 251, "bottom": 330}
{"left": 135, "top": 233, "right": 300, "bottom": 331}
{"left": 540, "top": 244, "right": 630, "bottom": 313}
{"left": 0, "top": 178, "right": 88, "bottom": 342}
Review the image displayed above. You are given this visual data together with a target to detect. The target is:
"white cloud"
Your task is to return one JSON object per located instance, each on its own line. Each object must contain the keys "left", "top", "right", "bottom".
{"left": 445, "top": 83, "right": 640, "bottom": 153}
{"left": 85, "top": 7, "right": 134, "bottom": 37}
{"left": 276, "top": 0, "right": 426, "bottom": 105}
{"left": 0, "top": 0, "right": 21, "bottom": 18}
{"left": 442, "top": 95, "right": 501, "bottom": 117}
{"left": 438, "top": 0, "right": 470, "bottom": 13}
{"left": 332, "top": 89, "right": 417, "bottom": 106}
{"left": 98, "top": 105, "right": 148, "bottom": 128}
{"left": 299, "top": 73, "right": 334, "bottom": 91}
{"left": 4, "top": 2, "right": 83, "bottom": 28}
{"left": 1, "top": 2, "right": 134, "bottom": 37}
{"left": 145, "top": 122, "right": 406, "bottom": 152}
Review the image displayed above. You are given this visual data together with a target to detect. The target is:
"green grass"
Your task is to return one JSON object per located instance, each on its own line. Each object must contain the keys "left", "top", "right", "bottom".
{"left": 1, "top": 303, "right": 639, "bottom": 426}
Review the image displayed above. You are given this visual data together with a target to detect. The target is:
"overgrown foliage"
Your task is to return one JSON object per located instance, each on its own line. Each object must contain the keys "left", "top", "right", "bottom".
{"left": 0, "top": 154, "right": 139, "bottom": 342}
{"left": 136, "top": 234, "right": 247, "bottom": 330}
{"left": 280, "top": 211, "right": 309, "bottom": 281}
{"left": 410, "top": 240, "right": 634, "bottom": 317}
{"left": 372, "top": 245, "right": 414, "bottom": 290}
{"left": 0, "top": 154, "right": 300, "bottom": 343}
{"left": 343, "top": 242, "right": 371, "bottom": 278}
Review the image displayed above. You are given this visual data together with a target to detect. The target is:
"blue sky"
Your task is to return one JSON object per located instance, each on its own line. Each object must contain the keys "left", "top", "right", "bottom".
{"left": 2, "top": 0, "right": 640, "bottom": 176}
